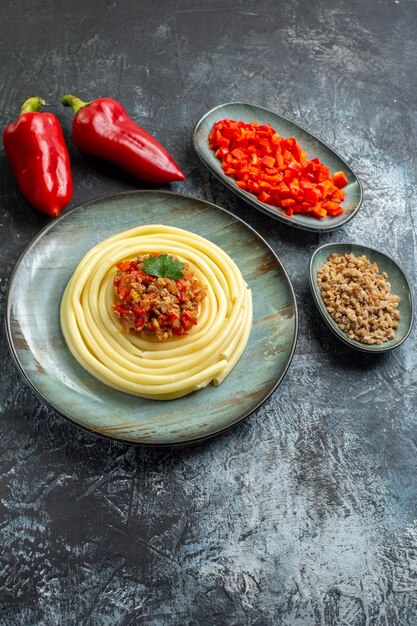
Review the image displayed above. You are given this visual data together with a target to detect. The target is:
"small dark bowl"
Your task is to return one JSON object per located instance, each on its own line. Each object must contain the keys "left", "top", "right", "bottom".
{"left": 309, "top": 242, "right": 413, "bottom": 353}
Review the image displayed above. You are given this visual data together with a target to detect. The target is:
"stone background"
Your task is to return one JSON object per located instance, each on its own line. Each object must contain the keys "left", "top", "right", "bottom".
{"left": 0, "top": 0, "right": 416, "bottom": 624}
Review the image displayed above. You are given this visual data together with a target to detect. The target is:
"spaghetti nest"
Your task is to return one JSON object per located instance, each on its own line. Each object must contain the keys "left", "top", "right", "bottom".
{"left": 60, "top": 225, "right": 252, "bottom": 400}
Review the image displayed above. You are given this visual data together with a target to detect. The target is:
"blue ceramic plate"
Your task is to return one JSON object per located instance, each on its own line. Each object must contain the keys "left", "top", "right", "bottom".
{"left": 309, "top": 242, "right": 413, "bottom": 353}
{"left": 5, "top": 191, "right": 298, "bottom": 445}
{"left": 193, "top": 102, "right": 362, "bottom": 232}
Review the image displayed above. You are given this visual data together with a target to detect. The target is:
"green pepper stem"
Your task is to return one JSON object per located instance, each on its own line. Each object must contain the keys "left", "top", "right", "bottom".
{"left": 61, "top": 94, "right": 89, "bottom": 114}
{"left": 19, "top": 97, "right": 46, "bottom": 115}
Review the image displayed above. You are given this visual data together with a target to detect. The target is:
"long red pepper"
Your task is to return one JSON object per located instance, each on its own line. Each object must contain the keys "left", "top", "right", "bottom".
{"left": 62, "top": 94, "right": 185, "bottom": 184}
{"left": 3, "top": 97, "right": 73, "bottom": 217}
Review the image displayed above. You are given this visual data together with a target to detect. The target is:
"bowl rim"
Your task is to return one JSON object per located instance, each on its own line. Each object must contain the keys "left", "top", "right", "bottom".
{"left": 309, "top": 241, "right": 414, "bottom": 353}
{"left": 193, "top": 101, "right": 364, "bottom": 233}
{"left": 5, "top": 189, "right": 299, "bottom": 447}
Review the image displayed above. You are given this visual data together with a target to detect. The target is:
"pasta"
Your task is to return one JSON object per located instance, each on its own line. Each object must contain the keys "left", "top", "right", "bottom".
{"left": 60, "top": 224, "right": 252, "bottom": 400}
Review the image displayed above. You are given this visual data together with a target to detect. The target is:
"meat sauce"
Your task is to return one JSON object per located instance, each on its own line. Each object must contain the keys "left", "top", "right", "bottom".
{"left": 112, "top": 254, "right": 206, "bottom": 340}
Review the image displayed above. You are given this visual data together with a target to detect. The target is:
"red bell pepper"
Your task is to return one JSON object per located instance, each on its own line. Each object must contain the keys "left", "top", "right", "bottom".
{"left": 3, "top": 97, "right": 73, "bottom": 217}
{"left": 62, "top": 94, "right": 185, "bottom": 184}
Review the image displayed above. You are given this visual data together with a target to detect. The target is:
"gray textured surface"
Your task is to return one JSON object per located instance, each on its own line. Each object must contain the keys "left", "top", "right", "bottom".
{"left": 0, "top": 0, "right": 416, "bottom": 624}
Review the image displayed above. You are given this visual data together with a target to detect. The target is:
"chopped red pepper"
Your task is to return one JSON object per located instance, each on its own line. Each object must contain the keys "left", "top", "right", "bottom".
{"left": 304, "top": 187, "right": 322, "bottom": 204}
{"left": 209, "top": 119, "right": 349, "bottom": 219}
{"left": 258, "top": 191, "right": 270, "bottom": 203}
{"left": 262, "top": 155, "right": 276, "bottom": 168}
{"left": 332, "top": 171, "right": 349, "bottom": 188}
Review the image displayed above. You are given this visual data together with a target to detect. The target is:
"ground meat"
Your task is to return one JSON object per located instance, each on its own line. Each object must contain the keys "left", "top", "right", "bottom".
{"left": 317, "top": 252, "right": 400, "bottom": 345}
{"left": 112, "top": 254, "right": 206, "bottom": 340}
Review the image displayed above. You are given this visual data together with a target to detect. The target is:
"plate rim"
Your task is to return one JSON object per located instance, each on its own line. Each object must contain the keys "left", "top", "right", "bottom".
{"left": 193, "top": 101, "right": 364, "bottom": 233}
{"left": 309, "top": 241, "right": 414, "bottom": 353}
{"left": 5, "top": 189, "right": 299, "bottom": 446}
